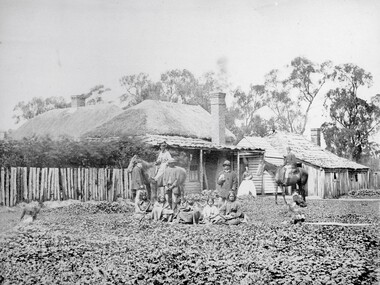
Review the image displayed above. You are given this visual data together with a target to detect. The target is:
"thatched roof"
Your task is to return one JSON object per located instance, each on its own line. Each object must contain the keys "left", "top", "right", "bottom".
{"left": 11, "top": 104, "right": 123, "bottom": 140}
{"left": 267, "top": 131, "right": 368, "bottom": 170}
{"left": 83, "top": 100, "right": 236, "bottom": 142}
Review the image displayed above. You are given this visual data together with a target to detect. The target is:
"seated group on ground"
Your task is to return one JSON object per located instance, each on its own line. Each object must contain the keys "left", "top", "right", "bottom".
{"left": 134, "top": 190, "right": 247, "bottom": 225}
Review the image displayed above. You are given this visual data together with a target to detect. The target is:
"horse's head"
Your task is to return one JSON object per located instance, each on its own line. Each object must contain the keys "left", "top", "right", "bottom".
{"left": 256, "top": 160, "right": 265, "bottom": 176}
{"left": 127, "top": 155, "right": 138, "bottom": 172}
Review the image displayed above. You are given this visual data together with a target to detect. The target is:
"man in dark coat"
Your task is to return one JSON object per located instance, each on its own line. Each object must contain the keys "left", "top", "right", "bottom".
{"left": 283, "top": 146, "right": 297, "bottom": 184}
{"left": 131, "top": 160, "right": 146, "bottom": 202}
{"left": 162, "top": 158, "right": 181, "bottom": 211}
{"left": 216, "top": 160, "right": 238, "bottom": 199}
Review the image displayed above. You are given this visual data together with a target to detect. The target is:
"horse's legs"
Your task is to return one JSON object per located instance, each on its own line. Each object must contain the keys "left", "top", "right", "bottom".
{"left": 149, "top": 183, "right": 157, "bottom": 202}
{"left": 172, "top": 192, "right": 179, "bottom": 213}
{"left": 146, "top": 184, "right": 152, "bottom": 201}
{"left": 275, "top": 186, "right": 278, "bottom": 204}
{"left": 301, "top": 184, "right": 306, "bottom": 202}
{"left": 165, "top": 188, "right": 172, "bottom": 208}
{"left": 282, "top": 185, "right": 287, "bottom": 205}
{"left": 131, "top": 189, "right": 137, "bottom": 202}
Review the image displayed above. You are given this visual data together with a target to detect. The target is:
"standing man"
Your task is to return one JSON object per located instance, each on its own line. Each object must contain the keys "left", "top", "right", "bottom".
{"left": 162, "top": 158, "right": 180, "bottom": 212}
{"left": 130, "top": 157, "right": 146, "bottom": 202}
{"left": 283, "top": 146, "right": 297, "bottom": 184}
{"left": 216, "top": 160, "right": 238, "bottom": 199}
{"left": 152, "top": 141, "right": 172, "bottom": 183}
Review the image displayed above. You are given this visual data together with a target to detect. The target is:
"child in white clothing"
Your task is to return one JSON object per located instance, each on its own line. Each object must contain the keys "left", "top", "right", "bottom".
{"left": 202, "top": 198, "right": 219, "bottom": 224}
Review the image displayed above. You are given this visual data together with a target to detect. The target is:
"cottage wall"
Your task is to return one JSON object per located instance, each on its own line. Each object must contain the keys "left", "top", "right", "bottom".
{"left": 238, "top": 153, "right": 264, "bottom": 194}
{"left": 171, "top": 148, "right": 243, "bottom": 194}
{"left": 323, "top": 171, "right": 346, "bottom": 198}
{"left": 262, "top": 156, "right": 283, "bottom": 194}
{"left": 171, "top": 149, "right": 201, "bottom": 195}
{"left": 369, "top": 171, "right": 380, "bottom": 189}
{"left": 349, "top": 170, "right": 369, "bottom": 191}
{"left": 302, "top": 164, "right": 325, "bottom": 198}
{"left": 321, "top": 169, "right": 369, "bottom": 198}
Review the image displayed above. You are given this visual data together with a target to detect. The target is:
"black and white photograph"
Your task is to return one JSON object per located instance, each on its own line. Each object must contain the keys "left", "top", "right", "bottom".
{"left": 0, "top": 0, "right": 379, "bottom": 284}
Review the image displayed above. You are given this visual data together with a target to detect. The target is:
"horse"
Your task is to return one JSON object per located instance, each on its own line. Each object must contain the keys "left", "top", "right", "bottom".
{"left": 127, "top": 155, "right": 187, "bottom": 205}
{"left": 256, "top": 159, "right": 308, "bottom": 205}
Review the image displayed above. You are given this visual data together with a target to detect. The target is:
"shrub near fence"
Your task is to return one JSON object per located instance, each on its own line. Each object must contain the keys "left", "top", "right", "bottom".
{"left": 0, "top": 167, "right": 132, "bottom": 207}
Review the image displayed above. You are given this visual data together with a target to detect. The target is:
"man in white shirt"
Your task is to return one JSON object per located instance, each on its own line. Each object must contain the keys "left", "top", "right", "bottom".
{"left": 153, "top": 141, "right": 172, "bottom": 183}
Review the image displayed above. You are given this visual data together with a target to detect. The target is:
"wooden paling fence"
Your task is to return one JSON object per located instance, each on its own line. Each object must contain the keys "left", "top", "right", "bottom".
{"left": 0, "top": 167, "right": 132, "bottom": 207}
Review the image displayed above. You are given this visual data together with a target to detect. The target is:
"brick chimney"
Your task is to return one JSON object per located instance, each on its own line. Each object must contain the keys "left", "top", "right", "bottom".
{"left": 71, "top": 94, "right": 89, "bottom": 108}
{"left": 311, "top": 128, "right": 321, "bottom": 146}
{"left": 210, "top": 92, "right": 226, "bottom": 145}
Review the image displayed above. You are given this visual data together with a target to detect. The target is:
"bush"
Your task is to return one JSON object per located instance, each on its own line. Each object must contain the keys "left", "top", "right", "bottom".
{"left": 348, "top": 189, "right": 380, "bottom": 198}
{"left": 0, "top": 136, "right": 157, "bottom": 168}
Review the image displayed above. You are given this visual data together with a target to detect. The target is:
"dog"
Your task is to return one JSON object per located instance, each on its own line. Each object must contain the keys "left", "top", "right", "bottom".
{"left": 288, "top": 192, "right": 306, "bottom": 224}
{"left": 20, "top": 201, "right": 44, "bottom": 221}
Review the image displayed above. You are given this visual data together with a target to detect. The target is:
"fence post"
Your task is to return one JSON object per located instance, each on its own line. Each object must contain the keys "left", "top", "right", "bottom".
{"left": 0, "top": 168, "right": 4, "bottom": 205}
{"left": 11, "top": 168, "right": 16, "bottom": 206}
{"left": 5, "top": 168, "right": 10, "bottom": 206}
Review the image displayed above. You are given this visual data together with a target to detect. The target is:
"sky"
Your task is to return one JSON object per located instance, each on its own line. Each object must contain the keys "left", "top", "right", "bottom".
{"left": 0, "top": 0, "right": 380, "bottom": 136}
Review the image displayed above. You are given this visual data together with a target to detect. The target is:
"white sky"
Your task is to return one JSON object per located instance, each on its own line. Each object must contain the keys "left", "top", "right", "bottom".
{"left": 0, "top": 0, "right": 380, "bottom": 134}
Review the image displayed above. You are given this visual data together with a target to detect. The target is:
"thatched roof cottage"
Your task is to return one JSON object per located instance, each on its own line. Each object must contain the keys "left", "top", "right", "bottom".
{"left": 84, "top": 93, "right": 264, "bottom": 193}
{"left": 11, "top": 93, "right": 263, "bottom": 194}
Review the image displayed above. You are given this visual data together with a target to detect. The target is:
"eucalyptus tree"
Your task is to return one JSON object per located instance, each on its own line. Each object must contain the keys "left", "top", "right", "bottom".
{"left": 13, "top": 96, "right": 70, "bottom": 124}
{"left": 322, "top": 64, "right": 379, "bottom": 162}
{"left": 285, "top": 57, "right": 333, "bottom": 134}
{"left": 263, "top": 69, "right": 304, "bottom": 133}
{"left": 119, "top": 73, "right": 162, "bottom": 107}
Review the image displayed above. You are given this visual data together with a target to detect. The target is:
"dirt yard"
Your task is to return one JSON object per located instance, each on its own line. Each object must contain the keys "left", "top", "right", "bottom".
{"left": 0, "top": 196, "right": 379, "bottom": 284}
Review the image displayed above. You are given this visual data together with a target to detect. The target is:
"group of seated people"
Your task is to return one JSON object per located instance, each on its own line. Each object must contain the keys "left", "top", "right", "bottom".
{"left": 134, "top": 190, "right": 248, "bottom": 225}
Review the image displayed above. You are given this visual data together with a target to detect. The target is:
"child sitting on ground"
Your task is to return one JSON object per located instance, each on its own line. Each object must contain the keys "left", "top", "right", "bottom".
{"left": 202, "top": 197, "right": 219, "bottom": 224}
{"left": 288, "top": 192, "right": 306, "bottom": 224}
{"left": 176, "top": 197, "right": 201, "bottom": 224}
{"left": 152, "top": 194, "right": 174, "bottom": 222}
{"left": 134, "top": 190, "right": 153, "bottom": 220}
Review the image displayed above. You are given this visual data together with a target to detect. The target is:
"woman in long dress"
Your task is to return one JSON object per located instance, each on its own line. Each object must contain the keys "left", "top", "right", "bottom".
{"left": 217, "top": 191, "right": 247, "bottom": 225}
{"left": 237, "top": 166, "right": 257, "bottom": 197}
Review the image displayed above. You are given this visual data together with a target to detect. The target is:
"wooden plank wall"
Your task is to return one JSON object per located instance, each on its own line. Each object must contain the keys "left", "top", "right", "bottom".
{"left": 304, "top": 165, "right": 320, "bottom": 198}
{"left": 0, "top": 167, "right": 131, "bottom": 207}
{"left": 244, "top": 154, "right": 264, "bottom": 194}
{"left": 369, "top": 171, "right": 380, "bottom": 189}
{"left": 262, "top": 173, "right": 277, "bottom": 194}
{"left": 262, "top": 156, "right": 282, "bottom": 194}
{"left": 323, "top": 170, "right": 371, "bottom": 198}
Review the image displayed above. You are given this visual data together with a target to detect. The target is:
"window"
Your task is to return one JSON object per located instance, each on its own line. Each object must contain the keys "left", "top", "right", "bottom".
{"left": 189, "top": 164, "right": 199, "bottom": 182}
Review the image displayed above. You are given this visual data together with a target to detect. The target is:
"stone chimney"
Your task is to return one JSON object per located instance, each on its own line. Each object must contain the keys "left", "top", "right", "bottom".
{"left": 210, "top": 92, "right": 226, "bottom": 145}
{"left": 311, "top": 128, "right": 321, "bottom": 146}
{"left": 71, "top": 94, "right": 89, "bottom": 108}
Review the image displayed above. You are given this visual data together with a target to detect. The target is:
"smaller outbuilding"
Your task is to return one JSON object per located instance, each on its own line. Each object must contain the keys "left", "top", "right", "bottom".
{"left": 238, "top": 130, "right": 370, "bottom": 198}
{"left": 237, "top": 136, "right": 283, "bottom": 195}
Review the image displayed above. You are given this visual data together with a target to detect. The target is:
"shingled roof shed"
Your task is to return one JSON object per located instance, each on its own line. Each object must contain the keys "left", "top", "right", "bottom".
{"left": 266, "top": 132, "right": 369, "bottom": 198}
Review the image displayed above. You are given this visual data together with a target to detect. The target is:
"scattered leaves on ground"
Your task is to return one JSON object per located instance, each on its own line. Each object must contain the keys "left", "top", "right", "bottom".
{"left": 0, "top": 197, "right": 379, "bottom": 285}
